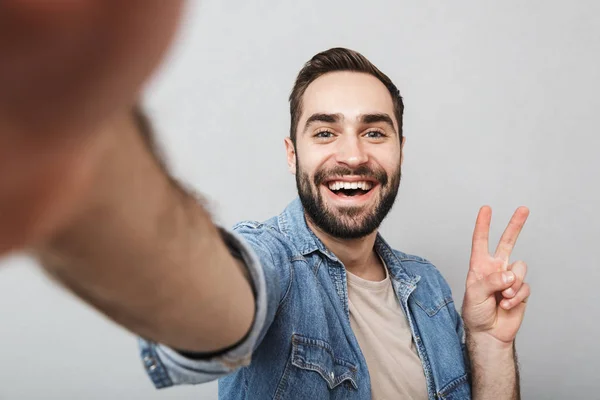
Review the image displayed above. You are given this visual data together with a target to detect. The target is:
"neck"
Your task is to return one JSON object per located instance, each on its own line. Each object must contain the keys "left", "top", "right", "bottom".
{"left": 305, "top": 213, "right": 383, "bottom": 280}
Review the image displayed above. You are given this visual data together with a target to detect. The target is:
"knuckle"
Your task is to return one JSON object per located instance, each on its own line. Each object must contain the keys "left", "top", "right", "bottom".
{"left": 518, "top": 284, "right": 531, "bottom": 299}
{"left": 511, "top": 261, "right": 527, "bottom": 277}
{"left": 485, "top": 273, "right": 496, "bottom": 285}
{"left": 488, "top": 271, "right": 505, "bottom": 287}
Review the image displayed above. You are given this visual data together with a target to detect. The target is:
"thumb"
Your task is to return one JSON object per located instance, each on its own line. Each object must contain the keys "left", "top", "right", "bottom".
{"left": 465, "top": 270, "right": 515, "bottom": 305}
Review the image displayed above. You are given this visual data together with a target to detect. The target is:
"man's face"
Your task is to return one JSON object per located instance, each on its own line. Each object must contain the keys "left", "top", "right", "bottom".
{"left": 285, "top": 71, "right": 404, "bottom": 239}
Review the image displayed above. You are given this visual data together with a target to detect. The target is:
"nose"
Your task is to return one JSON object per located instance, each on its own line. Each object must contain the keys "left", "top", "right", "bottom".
{"left": 335, "top": 135, "right": 368, "bottom": 168}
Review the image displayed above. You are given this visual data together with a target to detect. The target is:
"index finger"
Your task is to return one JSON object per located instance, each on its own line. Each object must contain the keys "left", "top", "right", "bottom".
{"left": 494, "top": 206, "right": 530, "bottom": 264}
{"left": 471, "top": 205, "right": 492, "bottom": 260}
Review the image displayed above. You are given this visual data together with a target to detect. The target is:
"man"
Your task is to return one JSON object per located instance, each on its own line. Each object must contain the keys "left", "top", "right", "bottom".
{"left": 137, "top": 48, "right": 530, "bottom": 399}
{"left": 0, "top": 2, "right": 529, "bottom": 399}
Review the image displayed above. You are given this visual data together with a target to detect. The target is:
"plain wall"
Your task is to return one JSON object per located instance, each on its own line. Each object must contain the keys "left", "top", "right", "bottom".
{"left": 1, "top": 1, "right": 598, "bottom": 398}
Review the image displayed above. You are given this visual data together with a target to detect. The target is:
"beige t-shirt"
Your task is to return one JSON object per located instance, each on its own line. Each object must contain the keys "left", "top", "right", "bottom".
{"left": 347, "top": 263, "right": 428, "bottom": 400}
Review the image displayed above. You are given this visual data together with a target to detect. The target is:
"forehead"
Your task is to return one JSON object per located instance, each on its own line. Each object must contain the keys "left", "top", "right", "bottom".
{"left": 300, "top": 71, "right": 396, "bottom": 128}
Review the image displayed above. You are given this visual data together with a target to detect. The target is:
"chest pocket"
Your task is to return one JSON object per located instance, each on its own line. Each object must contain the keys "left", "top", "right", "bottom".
{"left": 275, "top": 334, "right": 359, "bottom": 399}
{"left": 291, "top": 334, "right": 358, "bottom": 389}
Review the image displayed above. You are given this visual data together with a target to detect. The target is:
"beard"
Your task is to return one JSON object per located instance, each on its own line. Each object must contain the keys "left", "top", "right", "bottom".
{"left": 296, "top": 162, "right": 401, "bottom": 239}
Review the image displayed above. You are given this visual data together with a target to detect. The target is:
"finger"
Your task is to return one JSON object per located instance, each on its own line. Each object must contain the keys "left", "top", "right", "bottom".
{"left": 502, "top": 261, "right": 528, "bottom": 299}
{"left": 466, "top": 270, "right": 515, "bottom": 304}
{"left": 500, "top": 283, "right": 531, "bottom": 310}
{"left": 494, "top": 206, "right": 530, "bottom": 264}
{"left": 471, "top": 206, "right": 491, "bottom": 261}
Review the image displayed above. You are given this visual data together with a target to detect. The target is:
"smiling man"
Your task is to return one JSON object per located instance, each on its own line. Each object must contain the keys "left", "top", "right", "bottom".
{"left": 139, "top": 49, "right": 531, "bottom": 399}
{"left": 0, "top": 3, "right": 529, "bottom": 399}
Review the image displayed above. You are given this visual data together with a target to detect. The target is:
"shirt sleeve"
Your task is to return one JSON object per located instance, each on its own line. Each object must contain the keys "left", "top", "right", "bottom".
{"left": 138, "top": 223, "right": 289, "bottom": 389}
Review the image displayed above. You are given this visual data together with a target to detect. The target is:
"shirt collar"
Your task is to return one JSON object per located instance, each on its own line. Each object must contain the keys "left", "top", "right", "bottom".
{"left": 277, "top": 198, "right": 417, "bottom": 283}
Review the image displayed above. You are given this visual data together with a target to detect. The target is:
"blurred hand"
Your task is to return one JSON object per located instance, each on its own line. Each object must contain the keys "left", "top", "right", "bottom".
{"left": 0, "top": 0, "right": 184, "bottom": 254}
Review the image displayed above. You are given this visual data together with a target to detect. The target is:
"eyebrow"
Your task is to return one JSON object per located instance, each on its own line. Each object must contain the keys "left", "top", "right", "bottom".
{"left": 359, "top": 113, "right": 397, "bottom": 134}
{"left": 303, "top": 113, "right": 343, "bottom": 133}
{"left": 302, "top": 112, "right": 397, "bottom": 134}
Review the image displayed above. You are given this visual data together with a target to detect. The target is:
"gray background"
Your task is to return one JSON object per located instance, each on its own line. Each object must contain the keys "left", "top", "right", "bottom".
{"left": 1, "top": 0, "right": 598, "bottom": 399}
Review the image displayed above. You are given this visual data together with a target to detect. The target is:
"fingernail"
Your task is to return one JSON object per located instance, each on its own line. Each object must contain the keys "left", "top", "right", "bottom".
{"left": 502, "top": 300, "right": 511, "bottom": 309}
{"left": 503, "top": 272, "right": 515, "bottom": 284}
{"left": 505, "top": 288, "right": 515, "bottom": 297}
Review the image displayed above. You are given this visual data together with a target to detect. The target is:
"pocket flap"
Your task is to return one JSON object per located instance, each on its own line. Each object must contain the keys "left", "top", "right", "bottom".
{"left": 291, "top": 334, "right": 358, "bottom": 390}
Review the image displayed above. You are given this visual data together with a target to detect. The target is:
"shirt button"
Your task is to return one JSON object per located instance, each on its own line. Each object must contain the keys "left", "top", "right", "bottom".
{"left": 144, "top": 356, "right": 158, "bottom": 371}
{"left": 330, "top": 371, "right": 335, "bottom": 380}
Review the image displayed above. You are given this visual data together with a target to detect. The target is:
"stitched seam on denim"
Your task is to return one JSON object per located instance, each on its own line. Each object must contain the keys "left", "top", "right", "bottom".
{"left": 292, "top": 360, "right": 335, "bottom": 389}
{"left": 235, "top": 221, "right": 284, "bottom": 237}
{"left": 312, "top": 257, "right": 322, "bottom": 276}
{"left": 292, "top": 360, "right": 357, "bottom": 390}
{"left": 376, "top": 238, "right": 421, "bottom": 268}
{"left": 274, "top": 259, "right": 295, "bottom": 319}
{"left": 328, "top": 263, "right": 350, "bottom": 318}
{"left": 396, "top": 259, "right": 436, "bottom": 269}
{"left": 438, "top": 373, "right": 469, "bottom": 397}
{"left": 233, "top": 221, "right": 264, "bottom": 230}
{"left": 273, "top": 351, "right": 294, "bottom": 400}
{"left": 158, "top": 349, "right": 231, "bottom": 375}
{"left": 291, "top": 348, "right": 357, "bottom": 390}
{"left": 277, "top": 209, "right": 318, "bottom": 256}
{"left": 143, "top": 343, "right": 173, "bottom": 387}
{"left": 239, "top": 225, "right": 293, "bottom": 319}
{"left": 397, "top": 255, "right": 431, "bottom": 263}
{"left": 414, "top": 297, "right": 455, "bottom": 316}
{"left": 277, "top": 209, "right": 289, "bottom": 238}
{"left": 291, "top": 335, "right": 357, "bottom": 369}
{"left": 401, "top": 286, "right": 436, "bottom": 400}
{"left": 414, "top": 335, "right": 436, "bottom": 400}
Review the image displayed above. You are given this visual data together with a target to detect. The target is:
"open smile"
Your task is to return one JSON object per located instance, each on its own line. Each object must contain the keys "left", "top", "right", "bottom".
{"left": 321, "top": 177, "right": 379, "bottom": 203}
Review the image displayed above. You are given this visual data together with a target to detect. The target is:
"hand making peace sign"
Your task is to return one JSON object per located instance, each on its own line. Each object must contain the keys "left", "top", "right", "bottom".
{"left": 462, "top": 206, "right": 531, "bottom": 344}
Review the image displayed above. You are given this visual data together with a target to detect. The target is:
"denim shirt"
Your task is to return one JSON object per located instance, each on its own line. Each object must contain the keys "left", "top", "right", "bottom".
{"left": 139, "top": 198, "right": 471, "bottom": 399}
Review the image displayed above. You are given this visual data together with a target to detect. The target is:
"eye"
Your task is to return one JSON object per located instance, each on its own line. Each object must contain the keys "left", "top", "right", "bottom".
{"left": 314, "top": 130, "right": 335, "bottom": 139}
{"left": 364, "top": 130, "right": 386, "bottom": 139}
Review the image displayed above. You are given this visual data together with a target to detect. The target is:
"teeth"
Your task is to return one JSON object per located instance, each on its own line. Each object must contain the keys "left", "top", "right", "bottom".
{"left": 328, "top": 181, "right": 374, "bottom": 191}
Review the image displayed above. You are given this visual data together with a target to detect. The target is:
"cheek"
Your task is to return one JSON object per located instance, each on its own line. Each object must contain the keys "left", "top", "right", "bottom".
{"left": 387, "top": 157, "right": 402, "bottom": 174}
{"left": 297, "top": 145, "right": 331, "bottom": 175}
{"left": 371, "top": 147, "right": 401, "bottom": 173}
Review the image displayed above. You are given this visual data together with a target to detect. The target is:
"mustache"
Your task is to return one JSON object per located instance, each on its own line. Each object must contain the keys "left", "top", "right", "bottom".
{"left": 313, "top": 165, "right": 388, "bottom": 186}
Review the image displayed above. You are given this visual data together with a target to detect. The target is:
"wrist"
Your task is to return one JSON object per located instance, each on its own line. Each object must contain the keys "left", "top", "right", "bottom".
{"left": 467, "top": 331, "right": 515, "bottom": 366}
{"left": 467, "top": 331, "right": 514, "bottom": 350}
{"left": 467, "top": 331, "right": 519, "bottom": 400}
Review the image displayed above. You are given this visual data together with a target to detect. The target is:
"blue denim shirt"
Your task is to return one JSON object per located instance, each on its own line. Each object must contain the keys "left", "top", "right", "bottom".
{"left": 139, "top": 198, "right": 471, "bottom": 399}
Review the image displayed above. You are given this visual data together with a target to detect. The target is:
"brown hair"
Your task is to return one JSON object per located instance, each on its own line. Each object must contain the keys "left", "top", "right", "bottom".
{"left": 289, "top": 47, "right": 404, "bottom": 145}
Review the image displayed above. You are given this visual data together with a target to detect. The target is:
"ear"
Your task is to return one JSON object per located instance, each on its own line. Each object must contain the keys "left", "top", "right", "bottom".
{"left": 284, "top": 137, "right": 297, "bottom": 174}
{"left": 400, "top": 136, "right": 406, "bottom": 166}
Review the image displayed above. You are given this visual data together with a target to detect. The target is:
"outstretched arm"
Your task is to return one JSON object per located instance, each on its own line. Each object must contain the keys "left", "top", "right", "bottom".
{"left": 0, "top": 1, "right": 255, "bottom": 354}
